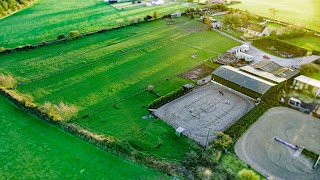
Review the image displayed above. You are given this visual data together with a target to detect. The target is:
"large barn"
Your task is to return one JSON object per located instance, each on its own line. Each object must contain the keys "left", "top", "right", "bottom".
{"left": 212, "top": 66, "right": 278, "bottom": 99}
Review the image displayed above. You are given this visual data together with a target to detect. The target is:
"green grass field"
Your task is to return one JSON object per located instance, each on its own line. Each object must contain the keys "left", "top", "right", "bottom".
{"left": 0, "top": 97, "right": 164, "bottom": 179}
{"left": 0, "top": 0, "right": 197, "bottom": 48}
{"left": 230, "top": 0, "right": 320, "bottom": 32}
{"left": 285, "top": 36, "right": 320, "bottom": 51}
{"left": 0, "top": 18, "right": 239, "bottom": 160}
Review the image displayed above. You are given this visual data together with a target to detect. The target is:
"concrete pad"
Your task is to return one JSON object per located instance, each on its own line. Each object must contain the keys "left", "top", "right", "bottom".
{"left": 155, "top": 83, "right": 254, "bottom": 146}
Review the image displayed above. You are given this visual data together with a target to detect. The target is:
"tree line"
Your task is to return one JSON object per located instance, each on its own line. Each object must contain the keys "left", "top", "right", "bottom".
{"left": 0, "top": 0, "right": 35, "bottom": 17}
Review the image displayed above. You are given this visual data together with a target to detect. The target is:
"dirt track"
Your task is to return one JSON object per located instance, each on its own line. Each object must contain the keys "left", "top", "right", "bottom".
{"left": 236, "top": 107, "right": 320, "bottom": 180}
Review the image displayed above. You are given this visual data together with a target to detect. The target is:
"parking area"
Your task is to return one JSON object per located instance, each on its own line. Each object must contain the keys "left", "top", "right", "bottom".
{"left": 154, "top": 83, "right": 254, "bottom": 146}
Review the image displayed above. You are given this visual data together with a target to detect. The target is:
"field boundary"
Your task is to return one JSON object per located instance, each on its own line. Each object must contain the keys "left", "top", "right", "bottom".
{"left": 0, "top": 87, "right": 183, "bottom": 176}
{"left": 0, "top": 13, "right": 189, "bottom": 55}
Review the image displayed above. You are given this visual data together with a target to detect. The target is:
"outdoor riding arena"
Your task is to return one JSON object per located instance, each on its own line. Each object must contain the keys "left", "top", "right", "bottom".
{"left": 236, "top": 107, "right": 320, "bottom": 180}
{"left": 154, "top": 83, "right": 254, "bottom": 146}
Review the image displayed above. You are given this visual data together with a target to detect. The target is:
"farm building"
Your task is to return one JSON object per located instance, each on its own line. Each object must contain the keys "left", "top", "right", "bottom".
{"left": 241, "top": 60, "right": 299, "bottom": 85}
{"left": 211, "top": 20, "right": 221, "bottom": 29}
{"left": 212, "top": 61, "right": 299, "bottom": 99}
{"left": 212, "top": 66, "right": 278, "bottom": 99}
{"left": 171, "top": 11, "right": 181, "bottom": 18}
{"left": 235, "top": 52, "right": 254, "bottom": 62}
{"left": 292, "top": 75, "right": 320, "bottom": 97}
{"left": 226, "top": 44, "right": 250, "bottom": 54}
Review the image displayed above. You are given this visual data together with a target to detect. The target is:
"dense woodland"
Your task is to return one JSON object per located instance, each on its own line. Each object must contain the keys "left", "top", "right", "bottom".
{"left": 0, "top": 0, "right": 34, "bottom": 17}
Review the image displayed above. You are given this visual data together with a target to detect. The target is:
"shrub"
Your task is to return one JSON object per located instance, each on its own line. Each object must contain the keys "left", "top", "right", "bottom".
{"left": 0, "top": 74, "right": 17, "bottom": 89}
{"left": 238, "top": 169, "right": 260, "bottom": 180}
{"left": 153, "top": 11, "right": 159, "bottom": 19}
{"left": 144, "top": 15, "right": 152, "bottom": 22}
{"left": 116, "top": 19, "right": 125, "bottom": 26}
{"left": 0, "top": 46, "right": 6, "bottom": 52}
{"left": 299, "top": 63, "right": 320, "bottom": 76}
{"left": 41, "top": 101, "right": 78, "bottom": 121}
{"left": 148, "top": 87, "right": 185, "bottom": 109}
{"left": 57, "top": 34, "right": 66, "bottom": 40}
{"left": 69, "top": 30, "right": 80, "bottom": 38}
{"left": 147, "top": 85, "right": 154, "bottom": 92}
{"left": 312, "top": 50, "right": 320, "bottom": 55}
{"left": 212, "top": 132, "right": 233, "bottom": 150}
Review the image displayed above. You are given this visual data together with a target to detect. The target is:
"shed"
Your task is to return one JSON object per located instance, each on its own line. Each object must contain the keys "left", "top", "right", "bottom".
{"left": 175, "top": 127, "right": 185, "bottom": 137}
{"left": 235, "top": 52, "right": 254, "bottom": 62}
{"left": 292, "top": 75, "right": 320, "bottom": 97}
{"left": 183, "top": 84, "right": 194, "bottom": 92}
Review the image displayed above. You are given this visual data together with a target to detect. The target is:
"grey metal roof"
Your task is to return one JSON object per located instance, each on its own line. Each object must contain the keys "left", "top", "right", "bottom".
{"left": 252, "top": 60, "right": 281, "bottom": 73}
{"left": 212, "top": 66, "right": 276, "bottom": 95}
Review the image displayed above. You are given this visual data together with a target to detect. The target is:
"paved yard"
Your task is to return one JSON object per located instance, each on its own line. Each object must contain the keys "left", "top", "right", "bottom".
{"left": 236, "top": 107, "right": 320, "bottom": 180}
{"left": 212, "top": 29, "right": 320, "bottom": 67}
{"left": 154, "top": 83, "right": 254, "bottom": 146}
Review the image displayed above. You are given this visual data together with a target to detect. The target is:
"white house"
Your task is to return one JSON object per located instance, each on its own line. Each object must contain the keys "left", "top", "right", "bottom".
{"left": 246, "top": 24, "right": 269, "bottom": 37}
{"left": 214, "top": 0, "right": 225, "bottom": 4}
{"left": 292, "top": 75, "right": 320, "bottom": 97}
{"left": 235, "top": 52, "right": 254, "bottom": 62}
{"left": 241, "top": 22, "right": 251, "bottom": 32}
{"left": 152, "top": 0, "right": 164, "bottom": 5}
{"left": 241, "top": 22, "right": 270, "bottom": 37}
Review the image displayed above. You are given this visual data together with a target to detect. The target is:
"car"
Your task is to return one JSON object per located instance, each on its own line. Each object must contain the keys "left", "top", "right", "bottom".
{"left": 263, "top": 55, "right": 270, "bottom": 59}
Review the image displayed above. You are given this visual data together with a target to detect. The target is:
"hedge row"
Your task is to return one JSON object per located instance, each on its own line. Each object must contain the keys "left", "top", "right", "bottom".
{"left": 224, "top": 94, "right": 280, "bottom": 140}
{"left": 0, "top": 87, "right": 181, "bottom": 176}
{"left": 0, "top": 13, "right": 185, "bottom": 55}
{"left": 253, "top": 37, "right": 308, "bottom": 57}
{"left": 312, "top": 50, "right": 320, "bottom": 55}
{"left": 149, "top": 87, "right": 186, "bottom": 109}
{"left": 224, "top": 103, "right": 268, "bottom": 139}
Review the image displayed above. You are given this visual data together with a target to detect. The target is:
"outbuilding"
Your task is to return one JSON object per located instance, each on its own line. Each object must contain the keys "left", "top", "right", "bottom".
{"left": 292, "top": 75, "right": 320, "bottom": 97}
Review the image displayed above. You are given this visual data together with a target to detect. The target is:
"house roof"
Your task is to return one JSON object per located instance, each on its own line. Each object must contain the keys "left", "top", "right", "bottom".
{"left": 252, "top": 60, "right": 281, "bottom": 73}
{"left": 247, "top": 23, "right": 267, "bottom": 33}
{"left": 214, "top": 0, "right": 225, "bottom": 3}
{"left": 294, "top": 75, "right": 320, "bottom": 88}
{"left": 242, "top": 22, "right": 251, "bottom": 29}
{"left": 212, "top": 66, "right": 276, "bottom": 95}
{"left": 251, "top": 60, "right": 299, "bottom": 80}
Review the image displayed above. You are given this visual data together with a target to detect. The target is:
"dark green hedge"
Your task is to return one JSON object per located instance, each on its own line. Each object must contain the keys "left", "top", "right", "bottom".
{"left": 225, "top": 94, "right": 280, "bottom": 140}
{"left": 149, "top": 87, "right": 186, "bottom": 109}
{"left": 253, "top": 37, "right": 308, "bottom": 57}
{"left": 312, "top": 50, "right": 320, "bottom": 55}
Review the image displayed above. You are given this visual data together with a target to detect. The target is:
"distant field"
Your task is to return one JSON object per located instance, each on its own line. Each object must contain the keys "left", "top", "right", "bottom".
{"left": 0, "top": 97, "right": 163, "bottom": 179}
{"left": 0, "top": 18, "right": 239, "bottom": 159}
{"left": 0, "top": 0, "right": 196, "bottom": 48}
{"left": 230, "top": 0, "right": 320, "bottom": 32}
{"left": 285, "top": 36, "right": 320, "bottom": 51}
